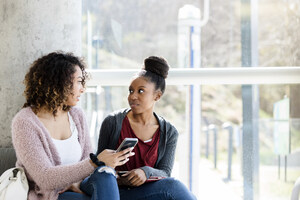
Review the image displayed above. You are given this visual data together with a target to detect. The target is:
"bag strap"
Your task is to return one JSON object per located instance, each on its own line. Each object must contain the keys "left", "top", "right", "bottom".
{"left": 9, "top": 168, "right": 19, "bottom": 181}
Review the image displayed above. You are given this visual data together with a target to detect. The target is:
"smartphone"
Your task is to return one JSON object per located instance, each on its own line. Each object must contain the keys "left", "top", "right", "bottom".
{"left": 145, "top": 176, "right": 166, "bottom": 183}
{"left": 116, "top": 138, "right": 138, "bottom": 152}
{"left": 117, "top": 171, "right": 128, "bottom": 176}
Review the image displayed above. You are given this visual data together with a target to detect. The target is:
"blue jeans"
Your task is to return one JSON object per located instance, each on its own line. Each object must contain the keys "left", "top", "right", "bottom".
{"left": 58, "top": 191, "right": 90, "bottom": 200}
{"left": 119, "top": 178, "right": 197, "bottom": 200}
{"left": 58, "top": 167, "right": 119, "bottom": 200}
{"left": 59, "top": 172, "right": 196, "bottom": 200}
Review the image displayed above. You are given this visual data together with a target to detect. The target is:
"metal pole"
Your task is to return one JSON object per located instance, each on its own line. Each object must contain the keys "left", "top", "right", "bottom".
{"left": 285, "top": 155, "right": 287, "bottom": 182}
{"left": 223, "top": 122, "right": 233, "bottom": 180}
{"left": 278, "top": 155, "right": 280, "bottom": 180}
{"left": 238, "top": 125, "right": 243, "bottom": 176}
{"left": 204, "top": 127, "right": 209, "bottom": 158}
{"left": 178, "top": 6, "right": 201, "bottom": 195}
{"left": 214, "top": 127, "right": 218, "bottom": 169}
{"left": 228, "top": 129, "right": 233, "bottom": 180}
{"left": 209, "top": 124, "right": 217, "bottom": 169}
{"left": 241, "top": 0, "right": 259, "bottom": 199}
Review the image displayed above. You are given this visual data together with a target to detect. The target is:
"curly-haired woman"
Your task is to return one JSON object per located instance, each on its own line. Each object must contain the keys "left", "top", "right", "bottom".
{"left": 11, "top": 52, "right": 134, "bottom": 200}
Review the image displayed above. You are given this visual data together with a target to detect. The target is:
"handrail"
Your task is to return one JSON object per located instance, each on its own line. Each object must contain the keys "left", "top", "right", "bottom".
{"left": 86, "top": 67, "right": 300, "bottom": 86}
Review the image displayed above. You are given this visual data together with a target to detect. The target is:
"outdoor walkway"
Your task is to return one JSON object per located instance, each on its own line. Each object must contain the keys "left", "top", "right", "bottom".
{"left": 197, "top": 159, "right": 242, "bottom": 200}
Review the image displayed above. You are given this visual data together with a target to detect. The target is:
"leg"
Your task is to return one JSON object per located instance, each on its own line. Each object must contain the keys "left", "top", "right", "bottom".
{"left": 119, "top": 178, "right": 197, "bottom": 200}
{"left": 58, "top": 191, "right": 90, "bottom": 200}
{"left": 80, "top": 167, "right": 120, "bottom": 200}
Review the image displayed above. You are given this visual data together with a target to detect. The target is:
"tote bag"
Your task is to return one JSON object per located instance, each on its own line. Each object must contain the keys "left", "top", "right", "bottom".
{"left": 0, "top": 167, "right": 28, "bottom": 200}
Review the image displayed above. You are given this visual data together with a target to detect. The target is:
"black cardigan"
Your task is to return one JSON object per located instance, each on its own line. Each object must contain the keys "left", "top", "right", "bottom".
{"left": 97, "top": 108, "right": 179, "bottom": 178}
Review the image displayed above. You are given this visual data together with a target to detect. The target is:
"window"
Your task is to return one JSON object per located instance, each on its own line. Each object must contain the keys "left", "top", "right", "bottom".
{"left": 81, "top": 1, "right": 300, "bottom": 199}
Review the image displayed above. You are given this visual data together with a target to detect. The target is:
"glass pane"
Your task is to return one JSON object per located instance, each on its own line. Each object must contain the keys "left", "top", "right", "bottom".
{"left": 80, "top": 83, "right": 300, "bottom": 200}
{"left": 81, "top": 0, "right": 300, "bottom": 199}
{"left": 82, "top": 1, "right": 300, "bottom": 69}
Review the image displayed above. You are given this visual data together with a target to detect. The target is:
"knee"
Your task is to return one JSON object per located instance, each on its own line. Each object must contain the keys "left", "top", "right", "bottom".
{"left": 97, "top": 166, "right": 116, "bottom": 176}
{"left": 83, "top": 167, "right": 115, "bottom": 187}
{"left": 161, "top": 178, "right": 196, "bottom": 199}
{"left": 162, "top": 178, "right": 182, "bottom": 186}
{"left": 161, "top": 178, "right": 185, "bottom": 190}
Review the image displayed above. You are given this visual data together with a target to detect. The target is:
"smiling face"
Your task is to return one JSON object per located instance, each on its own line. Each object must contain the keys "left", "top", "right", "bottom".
{"left": 65, "top": 65, "right": 84, "bottom": 107}
{"left": 128, "top": 77, "right": 162, "bottom": 114}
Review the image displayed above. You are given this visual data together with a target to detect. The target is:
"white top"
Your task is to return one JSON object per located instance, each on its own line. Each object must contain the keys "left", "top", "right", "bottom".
{"left": 52, "top": 113, "right": 82, "bottom": 165}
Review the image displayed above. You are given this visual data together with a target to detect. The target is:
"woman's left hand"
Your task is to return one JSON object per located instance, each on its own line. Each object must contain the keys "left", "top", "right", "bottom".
{"left": 120, "top": 169, "right": 147, "bottom": 187}
{"left": 59, "top": 181, "right": 84, "bottom": 194}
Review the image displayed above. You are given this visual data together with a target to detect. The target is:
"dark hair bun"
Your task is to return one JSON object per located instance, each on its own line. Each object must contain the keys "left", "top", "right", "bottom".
{"left": 144, "top": 56, "right": 169, "bottom": 79}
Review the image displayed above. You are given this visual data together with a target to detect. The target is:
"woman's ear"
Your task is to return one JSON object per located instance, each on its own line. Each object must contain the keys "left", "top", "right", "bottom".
{"left": 154, "top": 91, "right": 162, "bottom": 101}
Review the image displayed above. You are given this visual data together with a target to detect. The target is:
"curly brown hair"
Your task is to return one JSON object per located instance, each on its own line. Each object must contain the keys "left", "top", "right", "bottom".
{"left": 23, "top": 51, "right": 88, "bottom": 116}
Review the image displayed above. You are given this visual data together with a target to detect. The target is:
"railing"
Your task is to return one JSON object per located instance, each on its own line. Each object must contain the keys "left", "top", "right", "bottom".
{"left": 86, "top": 67, "right": 300, "bottom": 86}
{"left": 203, "top": 122, "right": 239, "bottom": 180}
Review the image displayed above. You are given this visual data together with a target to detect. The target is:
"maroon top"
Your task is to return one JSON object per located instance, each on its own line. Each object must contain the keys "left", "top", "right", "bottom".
{"left": 116, "top": 116, "right": 160, "bottom": 172}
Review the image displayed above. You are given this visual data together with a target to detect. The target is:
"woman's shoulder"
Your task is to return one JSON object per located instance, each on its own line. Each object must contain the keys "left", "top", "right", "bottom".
{"left": 154, "top": 112, "right": 169, "bottom": 125}
{"left": 11, "top": 107, "right": 42, "bottom": 137}
{"left": 155, "top": 113, "right": 178, "bottom": 134}
{"left": 105, "top": 108, "right": 129, "bottom": 120}
{"left": 69, "top": 106, "right": 88, "bottom": 127}
{"left": 69, "top": 106, "right": 84, "bottom": 117}
{"left": 12, "top": 107, "right": 36, "bottom": 124}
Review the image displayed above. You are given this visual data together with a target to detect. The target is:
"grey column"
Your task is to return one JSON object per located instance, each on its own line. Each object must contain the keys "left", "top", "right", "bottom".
{"left": 0, "top": 0, "right": 82, "bottom": 147}
{"left": 241, "top": 0, "right": 260, "bottom": 200}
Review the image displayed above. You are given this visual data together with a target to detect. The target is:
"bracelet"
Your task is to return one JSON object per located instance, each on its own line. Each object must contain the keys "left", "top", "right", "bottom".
{"left": 89, "top": 153, "right": 105, "bottom": 167}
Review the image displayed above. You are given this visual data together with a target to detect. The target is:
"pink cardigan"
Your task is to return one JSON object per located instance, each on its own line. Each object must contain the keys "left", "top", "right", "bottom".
{"left": 12, "top": 107, "right": 95, "bottom": 200}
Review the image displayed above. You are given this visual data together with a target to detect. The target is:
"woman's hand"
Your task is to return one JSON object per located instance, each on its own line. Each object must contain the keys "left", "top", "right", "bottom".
{"left": 59, "top": 181, "right": 84, "bottom": 194}
{"left": 97, "top": 147, "right": 135, "bottom": 168}
{"left": 118, "top": 169, "right": 147, "bottom": 187}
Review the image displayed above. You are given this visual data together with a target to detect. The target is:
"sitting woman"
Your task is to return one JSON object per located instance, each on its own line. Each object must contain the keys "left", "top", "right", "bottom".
{"left": 12, "top": 52, "right": 134, "bottom": 200}
{"left": 94, "top": 56, "right": 197, "bottom": 200}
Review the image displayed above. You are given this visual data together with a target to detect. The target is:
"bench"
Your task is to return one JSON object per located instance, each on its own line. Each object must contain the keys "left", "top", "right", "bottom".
{"left": 0, "top": 148, "right": 17, "bottom": 175}
{"left": 291, "top": 176, "right": 300, "bottom": 200}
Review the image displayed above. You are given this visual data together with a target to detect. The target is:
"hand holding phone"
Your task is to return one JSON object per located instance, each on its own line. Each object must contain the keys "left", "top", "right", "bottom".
{"left": 116, "top": 138, "right": 138, "bottom": 152}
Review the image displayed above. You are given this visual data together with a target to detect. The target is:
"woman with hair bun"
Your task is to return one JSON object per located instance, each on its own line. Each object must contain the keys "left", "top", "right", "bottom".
{"left": 88, "top": 56, "right": 197, "bottom": 199}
